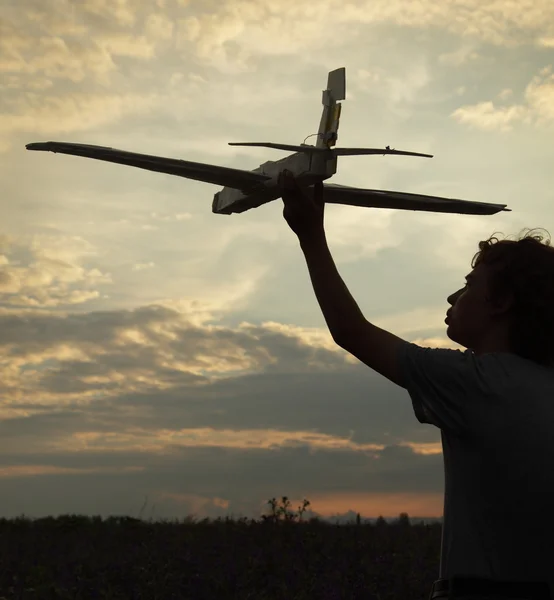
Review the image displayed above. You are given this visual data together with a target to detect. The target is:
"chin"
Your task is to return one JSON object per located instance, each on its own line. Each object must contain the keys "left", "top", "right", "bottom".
{"left": 446, "top": 326, "right": 470, "bottom": 350}
{"left": 446, "top": 324, "right": 460, "bottom": 345}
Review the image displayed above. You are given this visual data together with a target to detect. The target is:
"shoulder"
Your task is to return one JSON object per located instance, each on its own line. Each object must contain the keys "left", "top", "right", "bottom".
{"left": 398, "top": 342, "right": 514, "bottom": 433}
{"left": 399, "top": 342, "right": 513, "bottom": 382}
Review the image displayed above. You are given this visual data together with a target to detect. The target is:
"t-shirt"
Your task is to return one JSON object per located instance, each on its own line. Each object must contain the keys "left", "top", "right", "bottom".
{"left": 398, "top": 341, "right": 554, "bottom": 594}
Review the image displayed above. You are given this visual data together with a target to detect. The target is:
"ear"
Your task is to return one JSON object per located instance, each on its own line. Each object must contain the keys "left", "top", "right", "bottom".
{"left": 487, "top": 289, "right": 514, "bottom": 317}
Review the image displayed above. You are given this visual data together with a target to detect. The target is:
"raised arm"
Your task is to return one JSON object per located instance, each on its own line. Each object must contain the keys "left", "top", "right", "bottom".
{"left": 279, "top": 170, "right": 407, "bottom": 388}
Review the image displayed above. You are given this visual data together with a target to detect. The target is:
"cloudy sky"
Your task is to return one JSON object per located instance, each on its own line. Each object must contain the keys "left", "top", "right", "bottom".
{"left": 1, "top": 0, "right": 554, "bottom": 523}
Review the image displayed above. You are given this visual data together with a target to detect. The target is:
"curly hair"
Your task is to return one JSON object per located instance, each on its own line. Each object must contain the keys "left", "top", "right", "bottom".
{"left": 471, "top": 228, "right": 554, "bottom": 367}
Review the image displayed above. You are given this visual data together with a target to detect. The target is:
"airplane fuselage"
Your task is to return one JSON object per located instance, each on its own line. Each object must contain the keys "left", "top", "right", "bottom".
{"left": 212, "top": 149, "right": 337, "bottom": 214}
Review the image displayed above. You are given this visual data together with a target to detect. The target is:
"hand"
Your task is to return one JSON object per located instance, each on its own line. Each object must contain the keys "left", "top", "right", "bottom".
{"left": 278, "top": 170, "right": 325, "bottom": 239}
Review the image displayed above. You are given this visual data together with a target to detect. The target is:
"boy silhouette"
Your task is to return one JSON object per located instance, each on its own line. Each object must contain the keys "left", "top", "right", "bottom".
{"left": 279, "top": 171, "right": 554, "bottom": 600}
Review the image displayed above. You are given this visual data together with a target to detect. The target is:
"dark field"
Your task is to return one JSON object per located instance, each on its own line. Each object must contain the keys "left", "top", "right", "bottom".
{"left": 0, "top": 498, "right": 441, "bottom": 600}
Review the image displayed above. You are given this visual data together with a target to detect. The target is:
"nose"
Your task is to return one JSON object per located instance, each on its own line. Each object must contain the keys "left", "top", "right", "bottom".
{"left": 447, "top": 287, "right": 463, "bottom": 306}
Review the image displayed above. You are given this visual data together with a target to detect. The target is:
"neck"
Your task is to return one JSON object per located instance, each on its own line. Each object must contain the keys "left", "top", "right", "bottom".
{"left": 470, "top": 327, "right": 513, "bottom": 356}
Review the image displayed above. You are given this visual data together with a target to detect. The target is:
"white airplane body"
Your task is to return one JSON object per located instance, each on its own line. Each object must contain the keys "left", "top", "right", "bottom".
{"left": 26, "top": 68, "right": 510, "bottom": 217}
{"left": 214, "top": 149, "right": 334, "bottom": 214}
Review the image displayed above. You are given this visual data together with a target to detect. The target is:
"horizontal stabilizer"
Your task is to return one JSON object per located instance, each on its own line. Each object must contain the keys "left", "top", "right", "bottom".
{"left": 26, "top": 141, "right": 270, "bottom": 190}
{"left": 322, "top": 184, "right": 510, "bottom": 215}
{"left": 333, "top": 147, "right": 432, "bottom": 158}
{"left": 332, "top": 148, "right": 433, "bottom": 158}
{"left": 229, "top": 142, "right": 432, "bottom": 158}
{"left": 229, "top": 142, "right": 316, "bottom": 153}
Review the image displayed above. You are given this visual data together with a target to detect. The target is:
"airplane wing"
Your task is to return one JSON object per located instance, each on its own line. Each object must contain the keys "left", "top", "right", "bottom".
{"left": 322, "top": 184, "right": 510, "bottom": 215}
{"left": 25, "top": 142, "right": 270, "bottom": 190}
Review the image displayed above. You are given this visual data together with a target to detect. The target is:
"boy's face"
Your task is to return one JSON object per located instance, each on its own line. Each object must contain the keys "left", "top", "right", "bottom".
{"left": 445, "top": 262, "right": 507, "bottom": 351}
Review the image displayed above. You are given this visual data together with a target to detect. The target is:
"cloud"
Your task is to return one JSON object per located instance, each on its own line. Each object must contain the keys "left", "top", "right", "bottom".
{"left": 0, "top": 92, "right": 160, "bottom": 145}
{"left": 0, "top": 234, "right": 111, "bottom": 307}
{"left": 4, "top": 0, "right": 553, "bottom": 153}
{"left": 144, "top": 12, "right": 175, "bottom": 41}
{"left": 525, "top": 67, "right": 554, "bottom": 123}
{"left": 0, "top": 303, "right": 352, "bottom": 408}
{"left": 539, "top": 37, "right": 554, "bottom": 47}
{"left": 355, "top": 62, "right": 432, "bottom": 111}
{"left": 0, "top": 24, "right": 116, "bottom": 85}
{"left": 438, "top": 45, "right": 480, "bottom": 67}
{"left": 498, "top": 88, "right": 513, "bottom": 101}
{"left": 132, "top": 261, "right": 155, "bottom": 271}
{"left": 0, "top": 295, "right": 454, "bottom": 438}
{"left": 0, "top": 443, "right": 445, "bottom": 520}
{"left": 0, "top": 1, "right": 185, "bottom": 150}
{"left": 451, "top": 101, "right": 529, "bottom": 132}
{"left": 95, "top": 34, "right": 157, "bottom": 59}
{"left": 173, "top": 0, "right": 554, "bottom": 72}
{"left": 0, "top": 294, "right": 451, "bottom": 519}
{"left": 127, "top": 212, "right": 194, "bottom": 225}
{"left": 452, "top": 66, "right": 554, "bottom": 131}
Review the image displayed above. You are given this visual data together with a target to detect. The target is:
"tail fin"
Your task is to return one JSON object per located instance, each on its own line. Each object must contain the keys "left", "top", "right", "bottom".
{"left": 316, "top": 67, "right": 346, "bottom": 149}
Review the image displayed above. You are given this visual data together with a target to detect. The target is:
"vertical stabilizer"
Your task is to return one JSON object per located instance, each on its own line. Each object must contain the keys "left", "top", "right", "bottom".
{"left": 316, "top": 67, "right": 346, "bottom": 149}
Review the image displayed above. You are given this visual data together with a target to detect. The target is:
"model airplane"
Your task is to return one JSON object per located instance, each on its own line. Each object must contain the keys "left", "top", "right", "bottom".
{"left": 26, "top": 67, "right": 510, "bottom": 216}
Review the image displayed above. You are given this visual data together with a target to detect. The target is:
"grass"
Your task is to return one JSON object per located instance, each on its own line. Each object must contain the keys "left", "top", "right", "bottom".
{"left": 0, "top": 497, "right": 441, "bottom": 600}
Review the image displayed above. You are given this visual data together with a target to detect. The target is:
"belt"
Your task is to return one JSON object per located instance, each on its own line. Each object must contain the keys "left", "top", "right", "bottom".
{"left": 430, "top": 577, "right": 552, "bottom": 600}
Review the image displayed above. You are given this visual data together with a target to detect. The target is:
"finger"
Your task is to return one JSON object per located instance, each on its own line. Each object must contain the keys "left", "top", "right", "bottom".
{"left": 313, "top": 181, "right": 324, "bottom": 206}
{"left": 279, "top": 170, "right": 302, "bottom": 204}
{"left": 281, "top": 169, "right": 299, "bottom": 191}
{"left": 278, "top": 170, "right": 291, "bottom": 197}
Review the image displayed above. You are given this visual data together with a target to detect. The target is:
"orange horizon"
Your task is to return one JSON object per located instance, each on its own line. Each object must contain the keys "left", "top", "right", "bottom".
{"left": 279, "top": 491, "right": 444, "bottom": 519}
